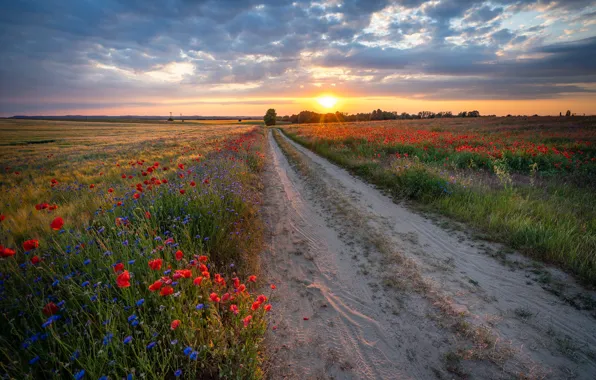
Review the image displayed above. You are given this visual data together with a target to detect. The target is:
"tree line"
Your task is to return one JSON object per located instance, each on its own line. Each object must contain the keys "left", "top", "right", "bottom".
{"left": 269, "top": 109, "right": 482, "bottom": 125}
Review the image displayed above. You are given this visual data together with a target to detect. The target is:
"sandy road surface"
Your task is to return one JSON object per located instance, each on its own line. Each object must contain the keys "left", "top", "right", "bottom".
{"left": 261, "top": 129, "right": 596, "bottom": 380}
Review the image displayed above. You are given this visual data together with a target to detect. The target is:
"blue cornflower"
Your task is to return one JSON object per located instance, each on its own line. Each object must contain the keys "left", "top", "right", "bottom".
{"left": 70, "top": 350, "right": 80, "bottom": 361}
{"left": 136, "top": 299, "right": 145, "bottom": 306}
{"left": 104, "top": 251, "right": 113, "bottom": 256}
{"left": 174, "top": 369, "right": 182, "bottom": 377}
{"left": 183, "top": 346, "right": 193, "bottom": 356}
{"left": 147, "top": 341, "right": 156, "bottom": 350}
{"left": 81, "top": 281, "right": 90, "bottom": 287}
{"left": 74, "top": 369, "right": 85, "bottom": 380}
{"left": 52, "top": 280, "right": 60, "bottom": 287}
{"left": 127, "top": 374, "right": 133, "bottom": 380}
{"left": 98, "top": 227, "right": 105, "bottom": 233}
{"left": 122, "top": 240, "right": 129, "bottom": 246}
{"left": 83, "top": 259, "right": 91, "bottom": 265}
{"left": 128, "top": 259, "right": 135, "bottom": 265}
{"left": 123, "top": 336, "right": 133, "bottom": 344}
{"left": 103, "top": 332, "right": 114, "bottom": 346}
{"left": 99, "top": 376, "right": 108, "bottom": 380}
{"left": 196, "top": 303, "right": 204, "bottom": 310}
{"left": 29, "top": 355, "right": 40, "bottom": 365}
{"left": 190, "top": 351, "right": 198, "bottom": 360}
{"left": 170, "top": 339, "right": 178, "bottom": 345}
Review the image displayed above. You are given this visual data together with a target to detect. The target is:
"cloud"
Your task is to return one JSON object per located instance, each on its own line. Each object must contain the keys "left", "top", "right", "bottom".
{"left": 0, "top": 0, "right": 595, "bottom": 115}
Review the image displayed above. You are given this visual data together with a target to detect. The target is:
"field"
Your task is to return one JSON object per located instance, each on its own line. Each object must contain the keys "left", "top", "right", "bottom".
{"left": 2, "top": 117, "right": 596, "bottom": 379}
{"left": 281, "top": 117, "right": 596, "bottom": 284}
{"left": 0, "top": 119, "right": 270, "bottom": 379}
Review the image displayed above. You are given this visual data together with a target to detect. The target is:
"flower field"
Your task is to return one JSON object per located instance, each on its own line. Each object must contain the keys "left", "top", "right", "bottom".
{"left": 281, "top": 117, "right": 596, "bottom": 284}
{"left": 0, "top": 120, "right": 270, "bottom": 379}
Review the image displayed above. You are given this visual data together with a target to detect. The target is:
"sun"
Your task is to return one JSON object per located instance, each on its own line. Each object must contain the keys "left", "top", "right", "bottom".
{"left": 316, "top": 95, "right": 338, "bottom": 109}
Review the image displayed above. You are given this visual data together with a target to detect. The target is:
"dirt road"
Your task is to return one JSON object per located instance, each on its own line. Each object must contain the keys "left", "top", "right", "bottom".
{"left": 261, "top": 129, "right": 596, "bottom": 379}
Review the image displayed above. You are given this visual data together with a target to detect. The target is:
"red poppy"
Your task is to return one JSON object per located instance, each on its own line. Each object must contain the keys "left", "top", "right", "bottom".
{"left": 178, "top": 163, "right": 184, "bottom": 170}
{"left": 48, "top": 204, "right": 58, "bottom": 211}
{"left": 133, "top": 193, "right": 140, "bottom": 199}
{"left": 148, "top": 258, "right": 163, "bottom": 271}
{"left": 160, "top": 285, "right": 174, "bottom": 296}
{"left": 42, "top": 302, "right": 59, "bottom": 316}
{"left": 117, "top": 201, "right": 123, "bottom": 206}
{"left": 30, "top": 255, "right": 41, "bottom": 265}
{"left": 270, "top": 284, "right": 276, "bottom": 290}
{"left": 222, "top": 292, "right": 231, "bottom": 302}
{"left": 179, "top": 189, "right": 185, "bottom": 195}
{"left": 36, "top": 203, "right": 49, "bottom": 210}
{"left": 175, "top": 269, "right": 192, "bottom": 278}
{"left": 89, "top": 184, "right": 95, "bottom": 189}
{"left": 113, "top": 262, "right": 125, "bottom": 273}
{"left": 209, "top": 292, "right": 220, "bottom": 303}
{"left": 203, "top": 178, "right": 210, "bottom": 185}
{"left": 257, "top": 294, "right": 267, "bottom": 304}
{"left": 175, "top": 250, "right": 183, "bottom": 261}
{"left": 170, "top": 320, "right": 181, "bottom": 330}
{"left": 251, "top": 301, "right": 260, "bottom": 311}
{"left": 161, "top": 179, "right": 168, "bottom": 184}
{"left": 0, "top": 246, "right": 16, "bottom": 258}
{"left": 148, "top": 280, "right": 163, "bottom": 292}
{"left": 232, "top": 277, "right": 240, "bottom": 288}
{"left": 145, "top": 211, "right": 151, "bottom": 219}
{"left": 190, "top": 181, "right": 196, "bottom": 187}
{"left": 243, "top": 315, "right": 252, "bottom": 327}
{"left": 264, "top": 304, "right": 272, "bottom": 312}
{"left": 198, "top": 255, "right": 208, "bottom": 263}
{"left": 50, "top": 217, "right": 64, "bottom": 230}
{"left": 23, "top": 239, "right": 39, "bottom": 251}
{"left": 116, "top": 270, "right": 131, "bottom": 288}
{"left": 230, "top": 304, "right": 239, "bottom": 315}
{"left": 193, "top": 276, "right": 203, "bottom": 286}
{"left": 238, "top": 284, "right": 246, "bottom": 292}
{"left": 108, "top": 188, "right": 114, "bottom": 193}
{"left": 248, "top": 275, "right": 257, "bottom": 283}
{"left": 0, "top": 214, "right": 5, "bottom": 222}
{"left": 121, "top": 174, "right": 127, "bottom": 179}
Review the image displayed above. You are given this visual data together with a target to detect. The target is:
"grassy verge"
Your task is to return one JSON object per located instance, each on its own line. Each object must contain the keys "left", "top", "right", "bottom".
{"left": 0, "top": 121, "right": 272, "bottom": 379}
{"left": 279, "top": 128, "right": 596, "bottom": 286}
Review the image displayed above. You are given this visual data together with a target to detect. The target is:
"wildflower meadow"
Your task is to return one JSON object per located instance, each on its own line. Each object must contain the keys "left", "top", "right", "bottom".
{"left": 0, "top": 120, "right": 271, "bottom": 379}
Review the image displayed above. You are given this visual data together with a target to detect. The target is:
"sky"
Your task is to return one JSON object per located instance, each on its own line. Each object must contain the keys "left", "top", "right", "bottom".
{"left": 1, "top": 0, "right": 595, "bottom": 117}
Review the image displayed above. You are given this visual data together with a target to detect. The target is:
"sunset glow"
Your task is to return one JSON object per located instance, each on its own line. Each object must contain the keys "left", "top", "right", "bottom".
{"left": 316, "top": 96, "right": 338, "bottom": 109}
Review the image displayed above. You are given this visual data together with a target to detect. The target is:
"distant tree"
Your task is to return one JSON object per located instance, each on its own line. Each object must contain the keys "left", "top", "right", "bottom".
{"left": 264, "top": 109, "right": 277, "bottom": 126}
{"left": 238, "top": 119, "right": 242, "bottom": 122}
{"left": 282, "top": 115, "right": 290, "bottom": 122}
{"left": 565, "top": 110, "right": 571, "bottom": 117}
